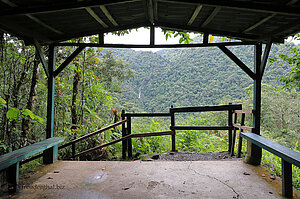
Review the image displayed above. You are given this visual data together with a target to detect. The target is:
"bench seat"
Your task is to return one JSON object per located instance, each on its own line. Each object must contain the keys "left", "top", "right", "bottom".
{"left": 241, "top": 132, "right": 300, "bottom": 197}
{"left": 0, "top": 137, "right": 64, "bottom": 193}
{"left": 241, "top": 132, "right": 300, "bottom": 168}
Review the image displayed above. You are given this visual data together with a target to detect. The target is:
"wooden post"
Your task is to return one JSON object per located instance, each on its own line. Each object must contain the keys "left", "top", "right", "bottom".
{"left": 121, "top": 110, "right": 127, "bottom": 160}
{"left": 170, "top": 105, "right": 176, "bottom": 152}
{"left": 237, "top": 113, "right": 245, "bottom": 158}
{"left": 228, "top": 103, "right": 233, "bottom": 152}
{"left": 231, "top": 112, "right": 237, "bottom": 156}
{"left": 282, "top": 159, "right": 293, "bottom": 197}
{"left": 43, "top": 44, "right": 57, "bottom": 164}
{"left": 7, "top": 162, "right": 19, "bottom": 193}
{"left": 72, "top": 143, "right": 76, "bottom": 159}
{"left": 246, "top": 43, "right": 262, "bottom": 165}
{"left": 127, "top": 116, "right": 132, "bottom": 159}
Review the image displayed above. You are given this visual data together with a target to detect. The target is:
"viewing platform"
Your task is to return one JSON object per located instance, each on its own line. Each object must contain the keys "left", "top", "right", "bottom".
{"left": 6, "top": 159, "right": 299, "bottom": 199}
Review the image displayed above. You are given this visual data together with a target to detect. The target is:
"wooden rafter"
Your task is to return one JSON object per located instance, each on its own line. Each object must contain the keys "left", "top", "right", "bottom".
{"left": 286, "top": 0, "right": 299, "bottom": 6}
{"left": 25, "top": 14, "right": 63, "bottom": 34}
{"left": 85, "top": 7, "right": 108, "bottom": 28}
{"left": 158, "top": 0, "right": 300, "bottom": 16}
{"left": 243, "top": 0, "right": 298, "bottom": 33}
{"left": 2, "top": 0, "right": 63, "bottom": 34}
{"left": 54, "top": 41, "right": 257, "bottom": 49}
{"left": 100, "top": 5, "right": 118, "bottom": 26}
{"left": 147, "top": 0, "right": 154, "bottom": 24}
{"left": 0, "top": 0, "right": 142, "bottom": 17}
{"left": 154, "top": 0, "right": 158, "bottom": 21}
{"left": 201, "top": 7, "right": 220, "bottom": 27}
{"left": 187, "top": 5, "right": 202, "bottom": 26}
{"left": 243, "top": 14, "right": 276, "bottom": 33}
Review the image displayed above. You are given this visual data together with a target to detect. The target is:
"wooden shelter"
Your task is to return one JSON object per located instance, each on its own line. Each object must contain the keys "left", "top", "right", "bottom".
{"left": 0, "top": 0, "right": 300, "bottom": 196}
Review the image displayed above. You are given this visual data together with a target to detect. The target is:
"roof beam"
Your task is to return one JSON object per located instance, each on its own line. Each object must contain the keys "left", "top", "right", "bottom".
{"left": 201, "top": 7, "right": 220, "bottom": 27}
{"left": 243, "top": 14, "right": 276, "bottom": 33}
{"left": 0, "top": 0, "right": 142, "bottom": 17}
{"left": 100, "top": 5, "right": 118, "bottom": 26}
{"left": 154, "top": 0, "right": 158, "bottom": 21}
{"left": 156, "top": 22, "right": 260, "bottom": 42}
{"left": 25, "top": 14, "right": 63, "bottom": 34}
{"left": 243, "top": 0, "right": 298, "bottom": 33}
{"left": 187, "top": 5, "right": 202, "bottom": 26}
{"left": 147, "top": 0, "right": 154, "bottom": 24}
{"left": 54, "top": 41, "right": 257, "bottom": 48}
{"left": 158, "top": 0, "right": 300, "bottom": 16}
{"left": 85, "top": 7, "right": 108, "bottom": 28}
{"left": 1, "top": 0, "right": 63, "bottom": 34}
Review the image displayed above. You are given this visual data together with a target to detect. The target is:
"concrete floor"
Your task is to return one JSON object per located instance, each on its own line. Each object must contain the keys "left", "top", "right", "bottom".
{"left": 5, "top": 160, "right": 299, "bottom": 199}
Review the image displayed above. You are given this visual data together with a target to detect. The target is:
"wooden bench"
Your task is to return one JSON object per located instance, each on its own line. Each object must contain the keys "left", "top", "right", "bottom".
{"left": 0, "top": 137, "right": 64, "bottom": 193}
{"left": 241, "top": 132, "right": 300, "bottom": 197}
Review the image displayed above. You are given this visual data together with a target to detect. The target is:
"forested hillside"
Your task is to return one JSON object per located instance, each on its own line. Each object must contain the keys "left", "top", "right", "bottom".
{"left": 112, "top": 39, "right": 293, "bottom": 112}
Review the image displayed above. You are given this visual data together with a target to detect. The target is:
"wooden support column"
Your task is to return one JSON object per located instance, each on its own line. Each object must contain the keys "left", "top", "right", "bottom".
{"left": 121, "top": 110, "right": 127, "bottom": 160}
{"left": 127, "top": 116, "right": 132, "bottom": 159}
{"left": 246, "top": 43, "right": 262, "bottom": 165}
{"left": 43, "top": 44, "right": 57, "bottom": 164}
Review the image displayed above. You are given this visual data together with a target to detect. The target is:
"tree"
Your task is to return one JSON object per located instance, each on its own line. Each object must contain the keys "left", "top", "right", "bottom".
{"left": 270, "top": 34, "right": 300, "bottom": 90}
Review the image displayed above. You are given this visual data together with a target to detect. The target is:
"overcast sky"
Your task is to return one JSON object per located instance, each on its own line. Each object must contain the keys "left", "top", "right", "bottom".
{"left": 104, "top": 28, "right": 298, "bottom": 52}
{"left": 104, "top": 28, "right": 198, "bottom": 52}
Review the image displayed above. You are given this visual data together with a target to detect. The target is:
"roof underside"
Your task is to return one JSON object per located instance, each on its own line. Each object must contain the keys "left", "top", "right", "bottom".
{"left": 0, "top": 0, "right": 299, "bottom": 44}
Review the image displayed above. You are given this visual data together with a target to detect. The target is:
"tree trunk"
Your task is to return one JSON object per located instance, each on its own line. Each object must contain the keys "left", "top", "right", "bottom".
{"left": 71, "top": 70, "right": 80, "bottom": 130}
{"left": 21, "top": 52, "right": 40, "bottom": 144}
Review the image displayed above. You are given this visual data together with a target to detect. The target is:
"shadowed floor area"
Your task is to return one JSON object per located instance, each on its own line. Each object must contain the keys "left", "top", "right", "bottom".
{"left": 5, "top": 160, "right": 299, "bottom": 199}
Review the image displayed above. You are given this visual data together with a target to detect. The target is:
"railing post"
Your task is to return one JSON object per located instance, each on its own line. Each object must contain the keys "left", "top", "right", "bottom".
{"left": 237, "top": 113, "right": 245, "bottom": 158}
{"left": 127, "top": 116, "right": 132, "bottom": 159}
{"left": 228, "top": 103, "right": 233, "bottom": 152}
{"left": 121, "top": 110, "right": 127, "bottom": 160}
{"left": 231, "top": 112, "right": 237, "bottom": 156}
{"left": 170, "top": 105, "right": 176, "bottom": 152}
{"left": 72, "top": 143, "right": 75, "bottom": 159}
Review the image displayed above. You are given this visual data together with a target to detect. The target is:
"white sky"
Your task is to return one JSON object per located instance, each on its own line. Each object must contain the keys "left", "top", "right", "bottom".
{"left": 104, "top": 27, "right": 198, "bottom": 52}
{"left": 104, "top": 27, "right": 299, "bottom": 52}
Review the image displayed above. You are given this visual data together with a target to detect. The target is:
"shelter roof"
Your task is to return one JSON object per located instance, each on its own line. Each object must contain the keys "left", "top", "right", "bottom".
{"left": 0, "top": 0, "right": 299, "bottom": 44}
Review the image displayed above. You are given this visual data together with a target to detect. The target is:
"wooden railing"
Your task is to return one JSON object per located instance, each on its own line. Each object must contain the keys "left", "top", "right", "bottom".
{"left": 22, "top": 104, "right": 244, "bottom": 162}
{"left": 21, "top": 119, "right": 127, "bottom": 164}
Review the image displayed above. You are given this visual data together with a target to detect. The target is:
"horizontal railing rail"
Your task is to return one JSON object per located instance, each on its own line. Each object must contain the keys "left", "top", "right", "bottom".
{"left": 74, "top": 131, "right": 174, "bottom": 157}
{"left": 58, "top": 119, "right": 128, "bottom": 150}
{"left": 122, "top": 113, "right": 171, "bottom": 117}
{"left": 170, "top": 104, "right": 242, "bottom": 113}
{"left": 171, "top": 126, "right": 233, "bottom": 131}
{"left": 21, "top": 119, "right": 127, "bottom": 164}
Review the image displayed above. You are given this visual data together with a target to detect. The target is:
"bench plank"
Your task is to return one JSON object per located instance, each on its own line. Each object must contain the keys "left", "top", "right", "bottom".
{"left": 241, "top": 132, "right": 300, "bottom": 168}
{"left": 0, "top": 137, "right": 64, "bottom": 171}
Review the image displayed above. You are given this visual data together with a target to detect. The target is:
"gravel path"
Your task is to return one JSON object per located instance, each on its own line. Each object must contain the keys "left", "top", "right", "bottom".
{"left": 141, "top": 151, "right": 241, "bottom": 161}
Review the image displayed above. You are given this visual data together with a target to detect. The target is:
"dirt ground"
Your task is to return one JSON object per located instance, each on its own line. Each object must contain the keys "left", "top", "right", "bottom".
{"left": 140, "top": 151, "right": 239, "bottom": 161}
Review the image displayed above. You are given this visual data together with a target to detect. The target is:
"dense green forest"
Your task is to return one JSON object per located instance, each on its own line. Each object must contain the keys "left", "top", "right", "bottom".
{"left": 113, "top": 36, "right": 295, "bottom": 112}
{"left": 0, "top": 34, "right": 299, "bottom": 188}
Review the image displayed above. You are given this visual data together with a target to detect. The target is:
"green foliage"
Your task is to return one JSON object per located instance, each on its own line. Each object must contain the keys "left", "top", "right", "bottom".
{"left": 6, "top": 108, "right": 43, "bottom": 124}
{"left": 269, "top": 34, "right": 300, "bottom": 90}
